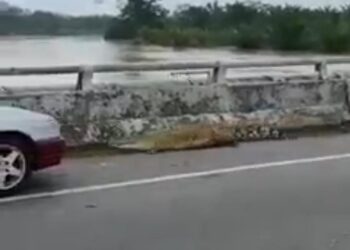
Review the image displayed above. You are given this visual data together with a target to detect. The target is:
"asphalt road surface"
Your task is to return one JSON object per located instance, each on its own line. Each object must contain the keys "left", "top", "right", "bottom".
{"left": 2, "top": 135, "right": 350, "bottom": 250}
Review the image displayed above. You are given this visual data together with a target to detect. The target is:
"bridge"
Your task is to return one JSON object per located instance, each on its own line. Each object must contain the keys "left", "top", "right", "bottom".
{"left": 0, "top": 58, "right": 348, "bottom": 90}
{"left": 2, "top": 58, "right": 350, "bottom": 250}
{"left": 0, "top": 57, "right": 350, "bottom": 147}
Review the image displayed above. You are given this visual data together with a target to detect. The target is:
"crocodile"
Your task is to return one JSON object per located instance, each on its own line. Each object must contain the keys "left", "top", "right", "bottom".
{"left": 117, "top": 123, "right": 284, "bottom": 153}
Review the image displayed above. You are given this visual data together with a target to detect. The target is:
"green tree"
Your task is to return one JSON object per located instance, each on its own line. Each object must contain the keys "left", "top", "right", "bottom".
{"left": 105, "top": 0, "right": 167, "bottom": 39}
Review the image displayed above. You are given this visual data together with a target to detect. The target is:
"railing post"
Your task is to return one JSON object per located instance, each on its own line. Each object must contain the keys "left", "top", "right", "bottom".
{"left": 211, "top": 61, "right": 227, "bottom": 83}
{"left": 76, "top": 66, "right": 94, "bottom": 90}
{"left": 315, "top": 61, "right": 328, "bottom": 80}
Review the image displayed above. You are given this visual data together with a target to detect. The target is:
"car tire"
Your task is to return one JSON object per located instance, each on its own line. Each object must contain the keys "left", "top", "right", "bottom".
{"left": 0, "top": 136, "right": 33, "bottom": 197}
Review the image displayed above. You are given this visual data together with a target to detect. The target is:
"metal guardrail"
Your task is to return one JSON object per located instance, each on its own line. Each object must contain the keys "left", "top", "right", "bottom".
{"left": 0, "top": 58, "right": 349, "bottom": 90}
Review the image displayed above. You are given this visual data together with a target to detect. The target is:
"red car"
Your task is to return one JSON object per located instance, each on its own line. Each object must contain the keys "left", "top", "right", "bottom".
{"left": 0, "top": 107, "right": 65, "bottom": 196}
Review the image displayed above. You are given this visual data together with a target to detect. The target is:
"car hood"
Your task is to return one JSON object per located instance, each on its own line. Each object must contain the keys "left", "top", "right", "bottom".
{"left": 0, "top": 106, "right": 53, "bottom": 122}
{"left": 0, "top": 107, "right": 61, "bottom": 141}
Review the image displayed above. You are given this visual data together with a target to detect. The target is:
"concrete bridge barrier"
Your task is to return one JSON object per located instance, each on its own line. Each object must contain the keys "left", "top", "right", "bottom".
{"left": 0, "top": 73, "right": 348, "bottom": 146}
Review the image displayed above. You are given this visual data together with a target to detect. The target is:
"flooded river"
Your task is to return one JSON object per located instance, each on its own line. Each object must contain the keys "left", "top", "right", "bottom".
{"left": 0, "top": 36, "right": 348, "bottom": 88}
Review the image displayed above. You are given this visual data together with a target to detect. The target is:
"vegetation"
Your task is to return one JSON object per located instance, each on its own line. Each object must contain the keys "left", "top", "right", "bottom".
{"left": 105, "top": 0, "right": 167, "bottom": 39}
{"left": 4, "top": 0, "right": 350, "bottom": 53}
{"left": 0, "top": 6, "right": 112, "bottom": 35}
{"left": 105, "top": 0, "right": 350, "bottom": 53}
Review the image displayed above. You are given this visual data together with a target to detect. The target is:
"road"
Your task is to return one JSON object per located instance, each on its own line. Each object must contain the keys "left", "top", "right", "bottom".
{"left": 2, "top": 135, "right": 350, "bottom": 249}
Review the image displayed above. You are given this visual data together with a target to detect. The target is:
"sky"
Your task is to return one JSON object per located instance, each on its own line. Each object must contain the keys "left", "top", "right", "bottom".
{"left": 5, "top": 0, "right": 350, "bottom": 16}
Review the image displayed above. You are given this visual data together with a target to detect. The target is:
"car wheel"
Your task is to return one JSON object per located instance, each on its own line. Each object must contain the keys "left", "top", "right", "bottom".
{"left": 0, "top": 136, "right": 32, "bottom": 197}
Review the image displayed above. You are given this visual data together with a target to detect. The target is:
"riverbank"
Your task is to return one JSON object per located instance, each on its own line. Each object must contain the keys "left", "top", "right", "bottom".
{"left": 136, "top": 26, "right": 350, "bottom": 53}
{"left": 105, "top": 2, "right": 350, "bottom": 54}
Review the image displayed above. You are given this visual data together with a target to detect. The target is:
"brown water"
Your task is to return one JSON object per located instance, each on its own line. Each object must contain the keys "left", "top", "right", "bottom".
{"left": 0, "top": 36, "right": 348, "bottom": 88}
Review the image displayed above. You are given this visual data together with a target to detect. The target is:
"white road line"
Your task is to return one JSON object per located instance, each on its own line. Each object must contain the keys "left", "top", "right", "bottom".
{"left": 1, "top": 152, "right": 350, "bottom": 205}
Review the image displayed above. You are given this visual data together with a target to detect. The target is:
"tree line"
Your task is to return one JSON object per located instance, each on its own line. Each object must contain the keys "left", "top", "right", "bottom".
{"left": 3, "top": 0, "right": 350, "bottom": 53}
{"left": 0, "top": 7, "right": 112, "bottom": 35}
{"left": 104, "top": 0, "right": 350, "bottom": 53}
